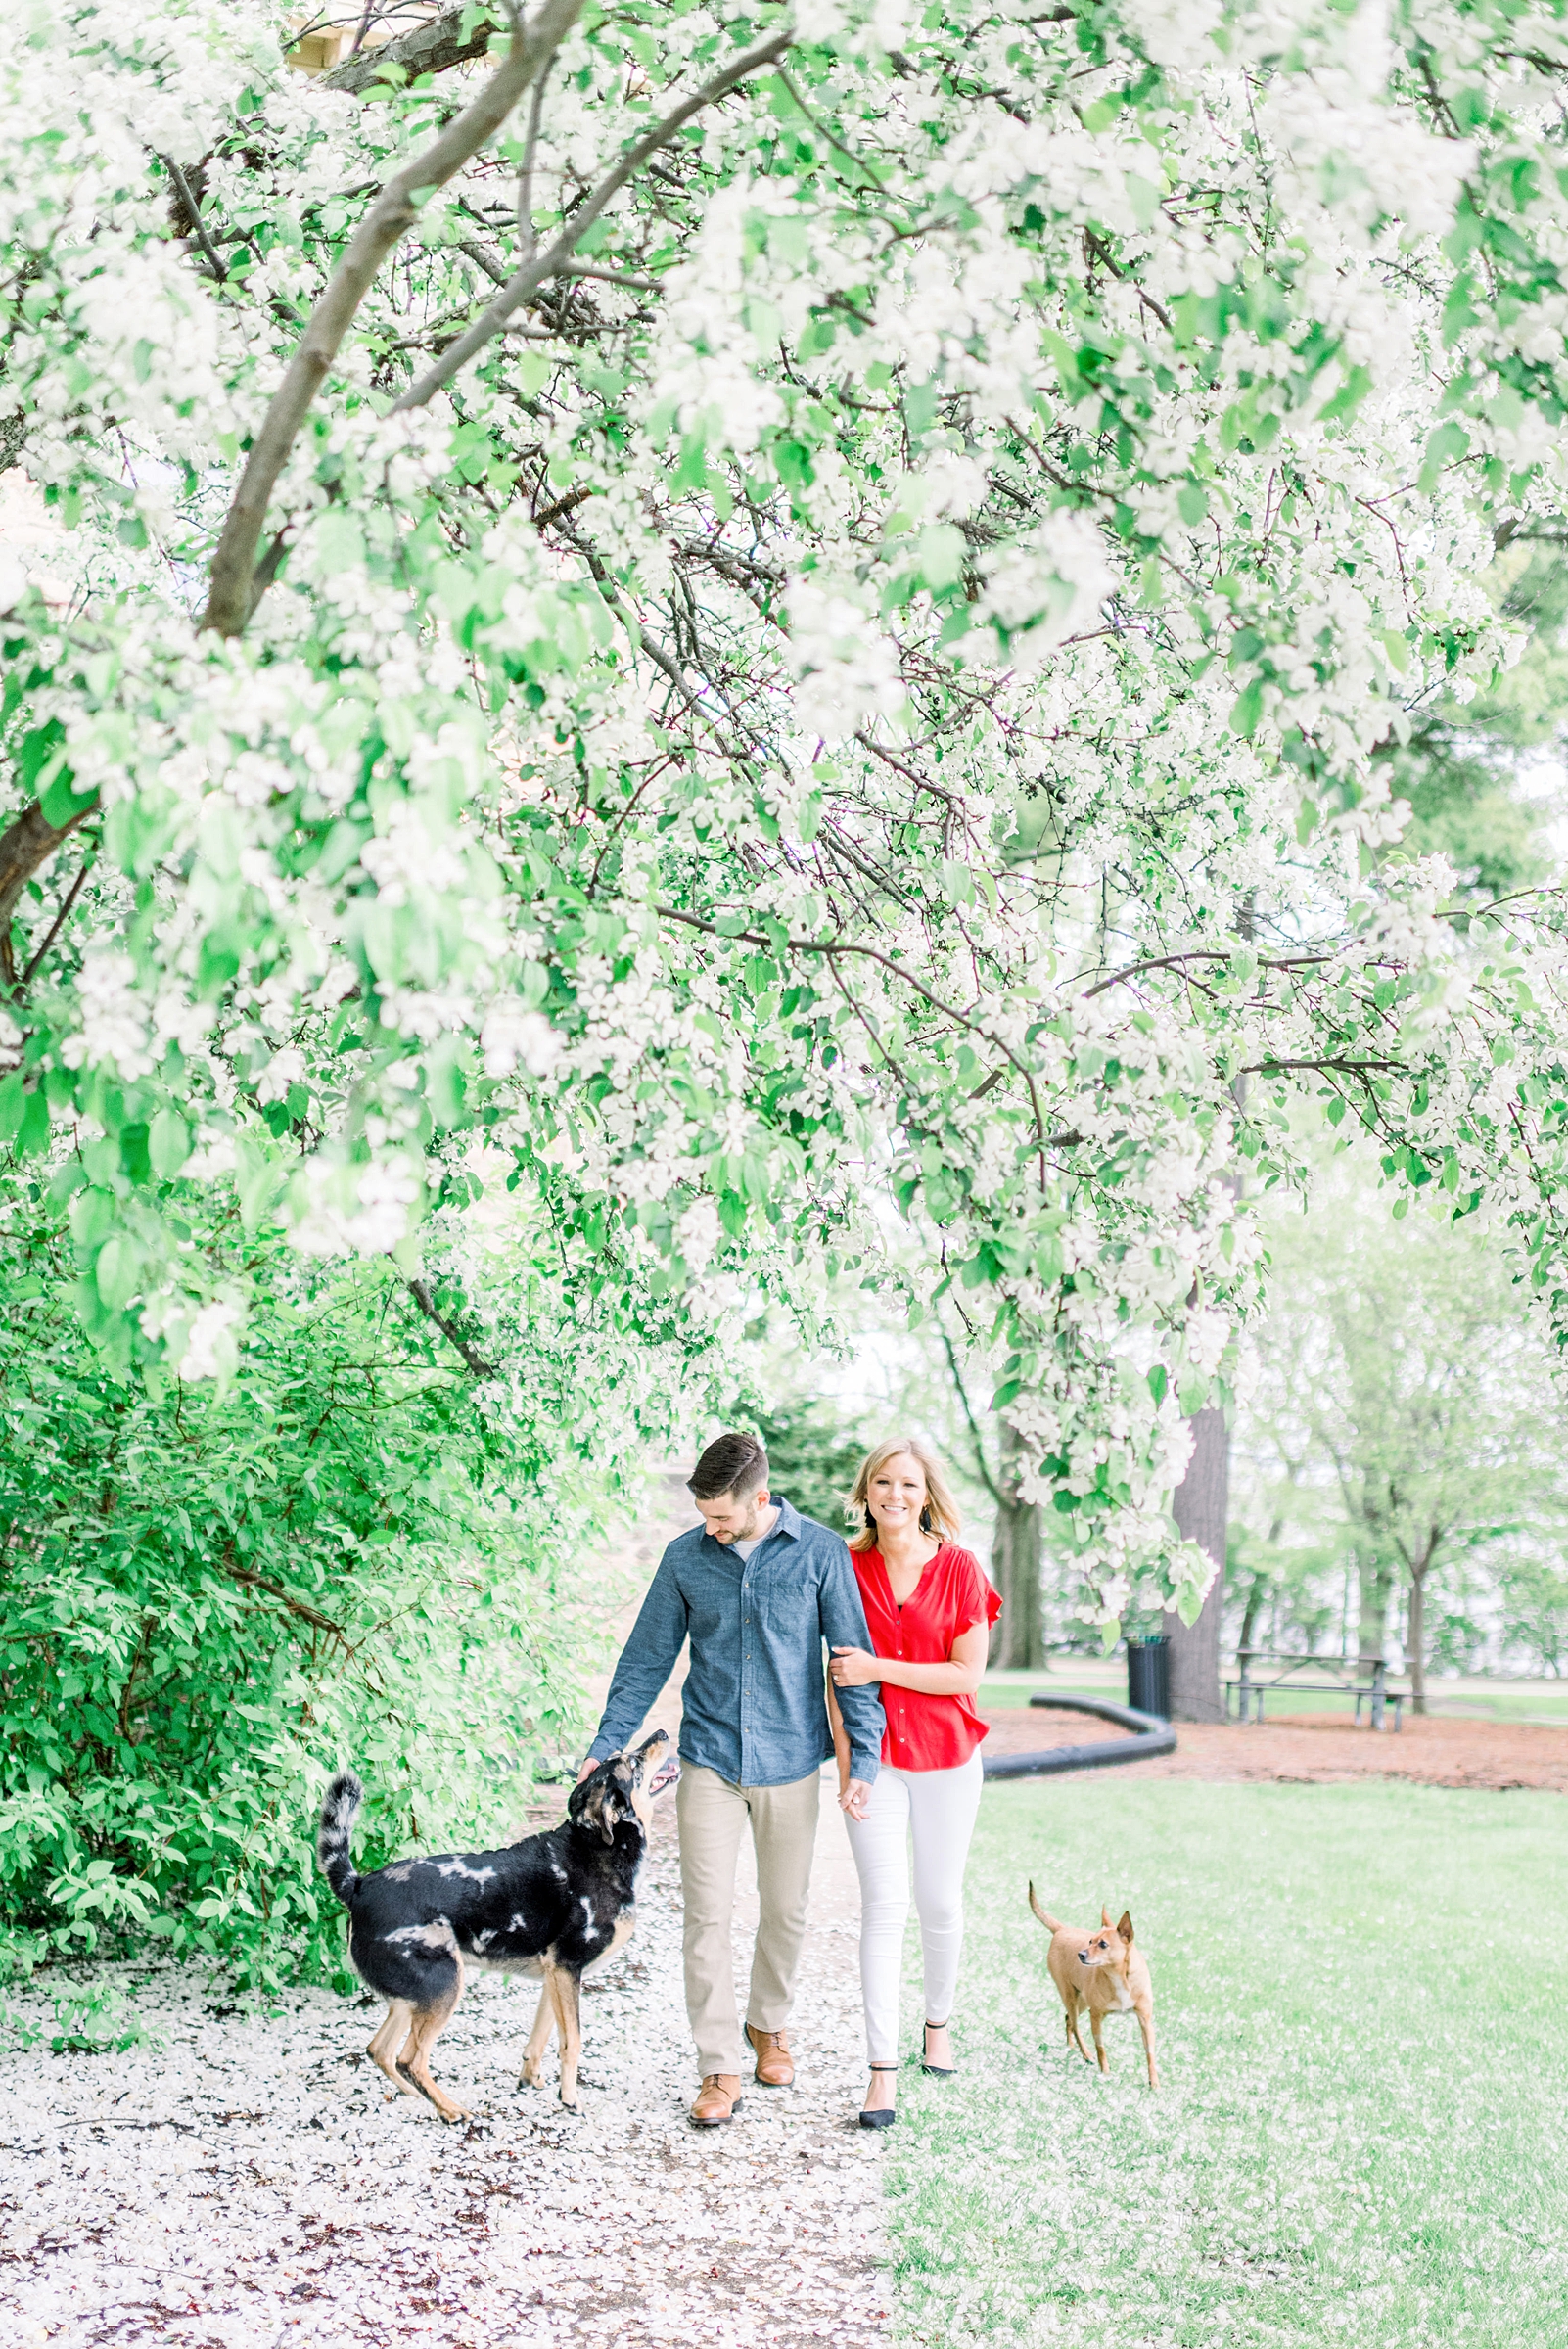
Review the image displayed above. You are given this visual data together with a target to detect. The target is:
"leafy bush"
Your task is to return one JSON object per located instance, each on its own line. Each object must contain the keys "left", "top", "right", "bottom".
{"left": 0, "top": 1181, "right": 703, "bottom": 1991}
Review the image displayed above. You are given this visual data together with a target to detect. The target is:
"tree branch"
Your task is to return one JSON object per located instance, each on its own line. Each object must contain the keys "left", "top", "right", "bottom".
{"left": 407, "top": 1277, "right": 498, "bottom": 1378}
{"left": 1083, "top": 947, "right": 1330, "bottom": 998}
{"left": 1241, "top": 1056, "right": 1406, "bottom": 1077}
{"left": 202, "top": 0, "right": 584, "bottom": 636}
{"left": 320, "top": 1, "right": 500, "bottom": 95}
{"left": 17, "top": 849, "right": 92, "bottom": 991}
{"left": 939, "top": 1322, "right": 1002, "bottom": 1504}
{"left": 213, "top": 1550, "right": 353, "bottom": 1646}
{"left": 0, "top": 796, "right": 99, "bottom": 984}
{"left": 652, "top": 901, "right": 1041, "bottom": 1098}
{"left": 161, "top": 156, "right": 228, "bottom": 282}
{"left": 649, "top": 902, "right": 1084, "bottom": 1165}
{"left": 391, "top": 23, "right": 794, "bottom": 413}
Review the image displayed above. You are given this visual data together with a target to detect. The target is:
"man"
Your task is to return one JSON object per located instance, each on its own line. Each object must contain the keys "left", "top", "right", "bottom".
{"left": 579, "top": 1429, "right": 885, "bottom": 2127}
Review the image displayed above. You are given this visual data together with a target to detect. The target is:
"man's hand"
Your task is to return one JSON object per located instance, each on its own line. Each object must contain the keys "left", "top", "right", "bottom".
{"left": 576, "top": 1757, "right": 599, "bottom": 1784}
{"left": 839, "top": 1777, "right": 871, "bottom": 1820}
{"left": 829, "top": 1644, "right": 878, "bottom": 1687}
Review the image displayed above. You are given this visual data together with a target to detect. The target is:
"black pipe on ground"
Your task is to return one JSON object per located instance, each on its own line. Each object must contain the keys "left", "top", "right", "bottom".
{"left": 981, "top": 1691, "right": 1177, "bottom": 1780}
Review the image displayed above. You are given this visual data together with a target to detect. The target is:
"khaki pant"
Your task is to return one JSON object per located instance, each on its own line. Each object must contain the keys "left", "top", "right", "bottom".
{"left": 676, "top": 1762, "right": 820, "bottom": 2078}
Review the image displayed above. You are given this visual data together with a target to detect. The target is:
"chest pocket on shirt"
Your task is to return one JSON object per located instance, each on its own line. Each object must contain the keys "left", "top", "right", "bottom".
{"left": 755, "top": 1559, "right": 812, "bottom": 1642}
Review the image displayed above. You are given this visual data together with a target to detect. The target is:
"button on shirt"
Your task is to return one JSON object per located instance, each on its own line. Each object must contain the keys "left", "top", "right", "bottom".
{"left": 586, "top": 1497, "right": 885, "bottom": 1787}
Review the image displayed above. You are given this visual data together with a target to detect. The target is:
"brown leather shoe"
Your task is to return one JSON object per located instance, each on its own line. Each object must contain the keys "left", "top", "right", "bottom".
{"left": 689, "top": 2073, "right": 743, "bottom": 2127}
{"left": 744, "top": 2023, "right": 795, "bottom": 2088}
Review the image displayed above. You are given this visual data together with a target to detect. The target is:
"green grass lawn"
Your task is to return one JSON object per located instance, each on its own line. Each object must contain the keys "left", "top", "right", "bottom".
{"left": 887, "top": 1778, "right": 1568, "bottom": 2345}
{"left": 979, "top": 1669, "right": 1568, "bottom": 1726}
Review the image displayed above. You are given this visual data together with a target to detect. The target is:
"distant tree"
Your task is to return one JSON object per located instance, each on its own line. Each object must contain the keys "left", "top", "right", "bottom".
{"left": 1242, "top": 1164, "right": 1568, "bottom": 1711}
{"left": 751, "top": 1402, "right": 864, "bottom": 1538}
{"left": 1376, "top": 547, "right": 1568, "bottom": 899}
{"left": 1497, "top": 1558, "right": 1568, "bottom": 1679}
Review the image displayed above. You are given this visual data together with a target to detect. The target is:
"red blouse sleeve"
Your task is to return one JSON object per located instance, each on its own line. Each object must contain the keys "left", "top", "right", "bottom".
{"left": 953, "top": 1548, "right": 1001, "bottom": 1631}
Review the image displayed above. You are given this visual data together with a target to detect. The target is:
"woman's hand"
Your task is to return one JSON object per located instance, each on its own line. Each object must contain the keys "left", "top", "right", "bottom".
{"left": 839, "top": 1777, "right": 871, "bottom": 1820}
{"left": 829, "top": 1644, "right": 878, "bottom": 1687}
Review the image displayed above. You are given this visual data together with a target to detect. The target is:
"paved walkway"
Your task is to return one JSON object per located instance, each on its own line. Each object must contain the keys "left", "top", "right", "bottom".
{"left": 0, "top": 1784, "right": 887, "bottom": 2349}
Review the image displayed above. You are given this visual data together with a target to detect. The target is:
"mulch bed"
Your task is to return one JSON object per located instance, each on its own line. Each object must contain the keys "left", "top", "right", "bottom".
{"left": 978, "top": 1705, "right": 1568, "bottom": 1793}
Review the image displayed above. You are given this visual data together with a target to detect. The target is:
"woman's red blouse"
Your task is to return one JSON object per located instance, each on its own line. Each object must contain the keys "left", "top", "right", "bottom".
{"left": 852, "top": 1543, "right": 1002, "bottom": 1773}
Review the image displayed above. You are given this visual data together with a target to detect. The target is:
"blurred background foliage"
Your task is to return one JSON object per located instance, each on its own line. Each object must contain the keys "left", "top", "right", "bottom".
{"left": 1374, "top": 541, "right": 1568, "bottom": 898}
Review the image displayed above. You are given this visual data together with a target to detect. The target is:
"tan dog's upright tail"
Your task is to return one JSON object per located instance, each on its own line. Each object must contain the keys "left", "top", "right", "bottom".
{"left": 1028, "top": 1881, "right": 1064, "bottom": 1934}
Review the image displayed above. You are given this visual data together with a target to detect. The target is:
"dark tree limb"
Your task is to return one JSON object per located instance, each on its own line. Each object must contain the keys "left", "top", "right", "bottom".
{"left": 0, "top": 796, "right": 99, "bottom": 984}
{"left": 407, "top": 1277, "right": 498, "bottom": 1378}
{"left": 17, "top": 849, "right": 93, "bottom": 990}
{"left": 202, "top": 0, "right": 584, "bottom": 636}
{"left": 320, "top": 2, "right": 499, "bottom": 95}
{"left": 213, "top": 1550, "right": 353, "bottom": 1646}
{"left": 938, "top": 1322, "right": 1002, "bottom": 1504}
{"left": 161, "top": 155, "right": 228, "bottom": 282}
{"left": 391, "top": 23, "right": 793, "bottom": 413}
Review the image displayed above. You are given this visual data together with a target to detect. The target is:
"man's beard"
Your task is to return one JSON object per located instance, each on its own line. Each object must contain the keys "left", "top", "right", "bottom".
{"left": 720, "top": 1497, "right": 766, "bottom": 1543}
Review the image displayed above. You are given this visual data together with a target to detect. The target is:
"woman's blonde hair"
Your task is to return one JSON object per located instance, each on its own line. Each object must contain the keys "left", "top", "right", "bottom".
{"left": 847, "top": 1436, "right": 963, "bottom": 1551}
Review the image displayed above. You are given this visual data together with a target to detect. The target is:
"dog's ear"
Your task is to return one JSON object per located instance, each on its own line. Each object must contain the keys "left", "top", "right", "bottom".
{"left": 1101, "top": 1905, "right": 1114, "bottom": 1928}
{"left": 1117, "top": 1911, "right": 1133, "bottom": 1944}
{"left": 569, "top": 1771, "right": 620, "bottom": 1845}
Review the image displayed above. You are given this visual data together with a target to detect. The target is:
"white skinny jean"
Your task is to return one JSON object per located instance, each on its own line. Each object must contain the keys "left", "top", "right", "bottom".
{"left": 844, "top": 1750, "right": 985, "bottom": 2066}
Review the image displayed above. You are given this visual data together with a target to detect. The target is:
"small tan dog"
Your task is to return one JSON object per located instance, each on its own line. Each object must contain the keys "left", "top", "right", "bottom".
{"left": 1029, "top": 1883, "right": 1158, "bottom": 2089}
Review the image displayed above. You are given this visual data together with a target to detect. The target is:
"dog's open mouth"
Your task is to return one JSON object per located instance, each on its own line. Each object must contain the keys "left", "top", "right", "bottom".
{"left": 648, "top": 1755, "right": 680, "bottom": 1794}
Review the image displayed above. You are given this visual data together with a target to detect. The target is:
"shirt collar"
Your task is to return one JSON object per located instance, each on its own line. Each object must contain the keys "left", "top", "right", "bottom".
{"left": 700, "top": 1496, "right": 801, "bottom": 1557}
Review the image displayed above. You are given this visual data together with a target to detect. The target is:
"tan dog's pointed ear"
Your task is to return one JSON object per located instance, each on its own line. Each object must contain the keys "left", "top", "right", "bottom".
{"left": 1101, "top": 1905, "right": 1113, "bottom": 1928}
{"left": 1118, "top": 1911, "right": 1133, "bottom": 1943}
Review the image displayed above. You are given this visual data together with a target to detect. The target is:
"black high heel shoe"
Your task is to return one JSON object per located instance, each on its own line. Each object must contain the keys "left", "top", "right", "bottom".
{"left": 921, "top": 2021, "right": 955, "bottom": 2079}
{"left": 858, "top": 2064, "right": 899, "bottom": 2129}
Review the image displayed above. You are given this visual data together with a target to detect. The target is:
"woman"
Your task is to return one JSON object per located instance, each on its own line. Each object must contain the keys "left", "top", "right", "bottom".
{"left": 827, "top": 1436, "right": 999, "bottom": 2128}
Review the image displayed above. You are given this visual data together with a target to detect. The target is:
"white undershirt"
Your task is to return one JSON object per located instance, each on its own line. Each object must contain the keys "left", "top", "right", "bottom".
{"left": 729, "top": 1506, "right": 779, "bottom": 1561}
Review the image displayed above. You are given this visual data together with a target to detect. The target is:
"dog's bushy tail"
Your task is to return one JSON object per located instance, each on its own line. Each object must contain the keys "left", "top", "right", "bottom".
{"left": 1028, "top": 1880, "right": 1063, "bottom": 1934}
{"left": 318, "top": 1770, "right": 364, "bottom": 1907}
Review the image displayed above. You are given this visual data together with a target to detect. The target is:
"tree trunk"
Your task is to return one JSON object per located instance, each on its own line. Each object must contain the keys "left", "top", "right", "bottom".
{"left": 1168, "top": 1405, "right": 1228, "bottom": 1723}
{"left": 1236, "top": 1566, "right": 1269, "bottom": 1662}
{"left": 1407, "top": 1568, "right": 1428, "bottom": 1715}
{"left": 989, "top": 1422, "right": 1045, "bottom": 1669}
{"left": 1356, "top": 1550, "right": 1395, "bottom": 1674}
{"left": 1405, "top": 1531, "right": 1440, "bottom": 1716}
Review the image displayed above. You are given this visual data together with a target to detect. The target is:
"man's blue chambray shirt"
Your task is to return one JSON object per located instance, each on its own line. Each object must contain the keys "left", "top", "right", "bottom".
{"left": 585, "top": 1497, "right": 885, "bottom": 1787}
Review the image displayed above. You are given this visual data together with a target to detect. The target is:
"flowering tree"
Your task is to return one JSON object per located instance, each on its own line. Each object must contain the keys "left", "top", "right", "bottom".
{"left": 6, "top": 0, "right": 1568, "bottom": 1650}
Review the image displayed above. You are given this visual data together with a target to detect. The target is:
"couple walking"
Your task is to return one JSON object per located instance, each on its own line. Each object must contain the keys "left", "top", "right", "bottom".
{"left": 579, "top": 1427, "right": 999, "bottom": 2127}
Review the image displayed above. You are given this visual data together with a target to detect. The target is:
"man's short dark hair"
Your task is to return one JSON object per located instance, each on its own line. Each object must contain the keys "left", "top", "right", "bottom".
{"left": 689, "top": 1431, "right": 768, "bottom": 1503}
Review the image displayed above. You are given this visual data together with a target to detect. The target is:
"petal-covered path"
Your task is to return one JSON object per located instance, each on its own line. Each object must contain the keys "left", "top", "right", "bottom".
{"left": 2, "top": 1788, "right": 888, "bottom": 2349}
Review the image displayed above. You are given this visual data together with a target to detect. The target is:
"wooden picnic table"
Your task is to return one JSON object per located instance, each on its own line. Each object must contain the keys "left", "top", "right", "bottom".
{"left": 1225, "top": 1649, "right": 1407, "bottom": 1731}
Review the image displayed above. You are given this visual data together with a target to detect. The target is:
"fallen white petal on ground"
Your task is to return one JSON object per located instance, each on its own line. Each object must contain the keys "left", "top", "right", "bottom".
{"left": 1, "top": 1794, "right": 888, "bottom": 2348}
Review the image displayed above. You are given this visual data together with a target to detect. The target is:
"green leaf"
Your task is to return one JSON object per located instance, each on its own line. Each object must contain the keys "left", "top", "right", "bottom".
{"left": 149, "top": 1109, "right": 191, "bottom": 1180}
{"left": 39, "top": 769, "right": 95, "bottom": 829}
{"left": 93, "top": 1236, "right": 141, "bottom": 1310}
{"left": 916, "top": 524, "right": 967, "bottom": 592}
{"left": 0, "top": 1071, "right": 23, "bottom": 1151}
{"left": 1227, "top": 677, "right": 1264, "bottom": 739}
{"left": 16, "top": 1084, "right": 50, "bottom": 1158}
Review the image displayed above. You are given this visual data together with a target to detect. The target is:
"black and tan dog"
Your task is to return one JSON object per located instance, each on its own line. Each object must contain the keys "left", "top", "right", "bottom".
{"left": 317, "top": 1730, "right": 673, "bottom": 2121}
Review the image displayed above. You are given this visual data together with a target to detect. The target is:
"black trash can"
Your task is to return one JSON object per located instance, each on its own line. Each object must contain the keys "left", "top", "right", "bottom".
{"left": 1127, "top": 1636, "right": 1171, "bottom": 1720}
